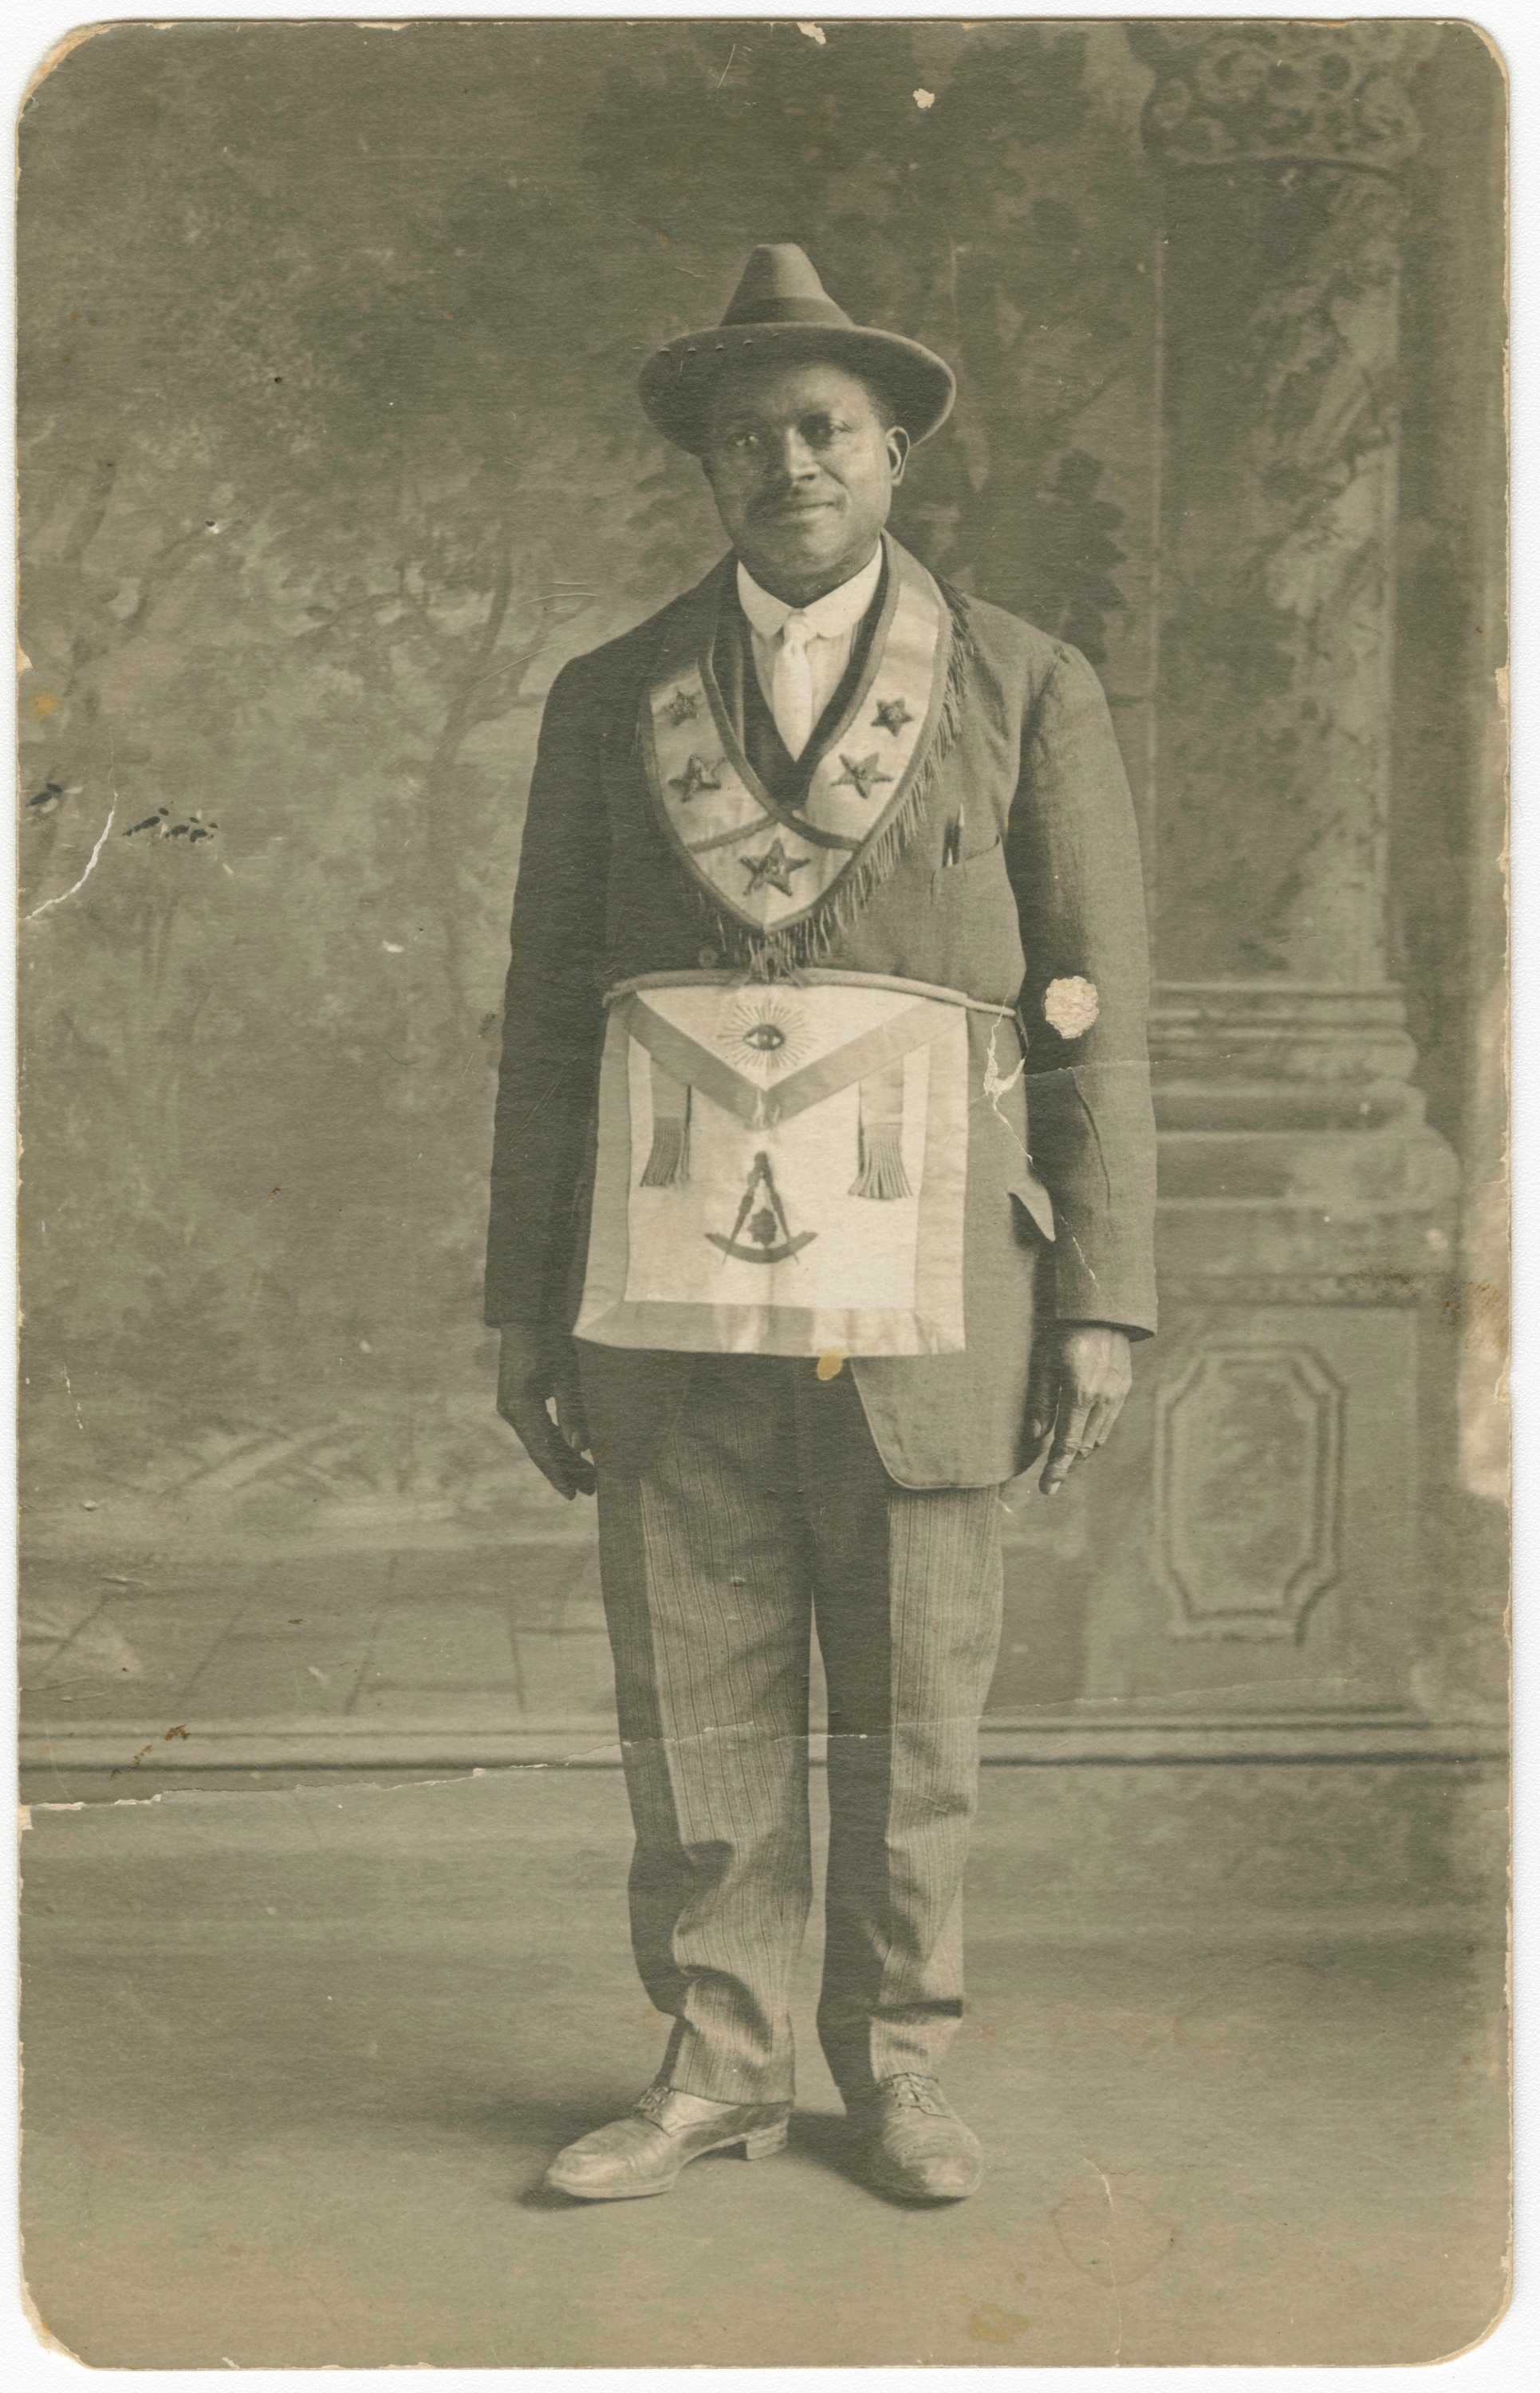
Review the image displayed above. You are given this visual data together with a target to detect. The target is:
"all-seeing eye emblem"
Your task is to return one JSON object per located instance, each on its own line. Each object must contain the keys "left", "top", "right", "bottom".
{"left": 715, "top": 989, "right": 811, "bottom": 1081}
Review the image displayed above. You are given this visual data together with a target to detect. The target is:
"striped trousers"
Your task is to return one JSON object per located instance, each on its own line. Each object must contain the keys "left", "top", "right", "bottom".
{"left": 594, "top": 1353, "right": 1005, "bottom": 2106}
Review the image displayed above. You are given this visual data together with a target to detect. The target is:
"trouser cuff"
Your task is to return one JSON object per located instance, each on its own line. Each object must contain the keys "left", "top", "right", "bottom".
{"left": 662, "top": 2024, "right": 795, "bottom": 2107}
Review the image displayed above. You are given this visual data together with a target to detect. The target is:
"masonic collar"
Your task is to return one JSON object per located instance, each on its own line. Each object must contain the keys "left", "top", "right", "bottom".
{"left": 640, "top": 532, "right": 955, "bottom": 963}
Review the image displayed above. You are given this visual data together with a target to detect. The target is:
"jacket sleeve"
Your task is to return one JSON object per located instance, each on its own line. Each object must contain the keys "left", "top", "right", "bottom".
{"left": 483, "top": 656, "right": 609, "bottom": 1337}
{"left": 1005, "top": 642, "right": 1158, "bottom": 1338}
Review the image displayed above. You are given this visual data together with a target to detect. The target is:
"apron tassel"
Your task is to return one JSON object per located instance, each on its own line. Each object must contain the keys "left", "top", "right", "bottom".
{"left": 849, "top": 1058, "right": 912, "bottom": 1200}
{"left": 640, "top": 1065, "right": 691, "bottom": 1188}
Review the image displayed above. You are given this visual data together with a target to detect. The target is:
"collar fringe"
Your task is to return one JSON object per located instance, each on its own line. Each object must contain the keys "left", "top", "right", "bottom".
{"left": 670, "top": 578, "right": 975, "bottom": 981}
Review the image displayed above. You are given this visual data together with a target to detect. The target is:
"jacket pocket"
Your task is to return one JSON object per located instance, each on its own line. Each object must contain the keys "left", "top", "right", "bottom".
{"left": 931, "top": 832, "right": 1004, "bottom": 895}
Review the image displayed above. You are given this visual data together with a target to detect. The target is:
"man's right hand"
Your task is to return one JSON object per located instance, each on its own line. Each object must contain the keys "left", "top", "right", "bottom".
{"left": 496, "top": 1323, "right": 597, "bottom": 1500}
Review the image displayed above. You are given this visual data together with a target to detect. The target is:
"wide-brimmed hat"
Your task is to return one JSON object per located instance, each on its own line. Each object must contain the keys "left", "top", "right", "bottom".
{"left": 639, "top": 242, "right": 956, "bottom": 454}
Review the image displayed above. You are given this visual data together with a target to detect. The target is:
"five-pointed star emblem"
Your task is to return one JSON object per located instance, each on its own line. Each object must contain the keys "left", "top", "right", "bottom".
{"left": 740, "top": 837, "right": 810, "bottom": 898}
{"left": 664, "top": 685, "right": 702, "bottom": 727}
{"left": 669, "top": 751, "right": 724, "bottom": 801}
{"left": 833, "top": 751, "right": 895, "bottom": 801}
{"left": 872, "top": 695, "right": 913, "bottom": 735}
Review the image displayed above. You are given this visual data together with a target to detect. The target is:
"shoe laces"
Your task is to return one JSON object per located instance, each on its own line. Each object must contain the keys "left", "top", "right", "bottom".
{"left": 870, "top": 2072, "right": 951, "bottom": 2117}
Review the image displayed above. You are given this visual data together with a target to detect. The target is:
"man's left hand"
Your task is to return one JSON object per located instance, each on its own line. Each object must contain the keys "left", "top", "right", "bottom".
{"left": 1026, "top": 1324, "right": 1133, "bottom": 1496}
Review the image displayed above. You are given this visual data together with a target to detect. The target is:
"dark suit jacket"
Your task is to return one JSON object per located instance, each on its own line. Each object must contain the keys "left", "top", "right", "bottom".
{"left": 484, "top": 537, "right": 1156, "bottom": 1486}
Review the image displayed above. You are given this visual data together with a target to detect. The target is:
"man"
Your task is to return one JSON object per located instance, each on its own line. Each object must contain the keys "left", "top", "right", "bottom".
{"left": 486, "top": 245, "right": 1156, "bottom": 2205}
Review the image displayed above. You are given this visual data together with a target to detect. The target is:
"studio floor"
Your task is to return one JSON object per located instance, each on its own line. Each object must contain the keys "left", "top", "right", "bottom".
{"left": 21, "top": 1765, "right": 1509, "bottom": 2369}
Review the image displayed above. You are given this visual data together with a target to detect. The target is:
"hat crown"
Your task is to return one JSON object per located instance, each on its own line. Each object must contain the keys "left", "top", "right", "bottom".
{"left": 638, "top": 241, "right": 956, "bottom": 452}
{"left": 722, "top": 242, "right": 853, "bottom": 330}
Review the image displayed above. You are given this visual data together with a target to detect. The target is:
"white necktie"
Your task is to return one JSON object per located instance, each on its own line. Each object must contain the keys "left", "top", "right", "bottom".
{"left": 773, "top": 613, "right": 816, "bottom": 760}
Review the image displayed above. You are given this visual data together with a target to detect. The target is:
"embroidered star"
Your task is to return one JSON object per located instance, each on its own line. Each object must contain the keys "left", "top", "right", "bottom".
{"left": 740, "top": 837, "right": 810, "bottom": 898}
{"left": 664, "top": 684, "right": 702, "bottom": 727}
{"left": 833, "top": 751, "right": 895, "bottom": 801}
{"left": 669, "top": 752, "right": 724, "bottom": 801}
{"left": 872, "top": 695, "right": 913, "bottom": 736}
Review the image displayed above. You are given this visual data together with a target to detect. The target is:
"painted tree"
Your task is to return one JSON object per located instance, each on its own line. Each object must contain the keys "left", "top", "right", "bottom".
{"left": 19, "top": 32, "right": 314, "bottom": 1397}
{"left": 20, "top": 29, "right": 669, "bottom": 1403}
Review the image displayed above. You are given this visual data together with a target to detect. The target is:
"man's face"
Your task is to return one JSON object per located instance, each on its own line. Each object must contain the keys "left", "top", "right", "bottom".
{"left": 702, "top": 359, "right": 909, "bottom": 601}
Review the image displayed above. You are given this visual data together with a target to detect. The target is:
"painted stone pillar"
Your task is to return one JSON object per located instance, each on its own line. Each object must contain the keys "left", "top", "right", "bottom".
{"left": 1061, "top": 25, "right": 1458, "bottom": 1739}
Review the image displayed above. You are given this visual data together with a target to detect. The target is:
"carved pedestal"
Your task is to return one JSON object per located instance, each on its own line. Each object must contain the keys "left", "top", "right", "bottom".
{"left": 1084, "top": 983, "right": 1457, "bottom": 1721}
{"left": 1022, "top": 25, "right": 1466, "bottom": 1750}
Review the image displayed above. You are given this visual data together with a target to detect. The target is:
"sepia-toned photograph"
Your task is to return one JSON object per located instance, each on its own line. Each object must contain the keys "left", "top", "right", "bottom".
{"left": 15, "top": 13, "right": 1509, "bottom": 2368}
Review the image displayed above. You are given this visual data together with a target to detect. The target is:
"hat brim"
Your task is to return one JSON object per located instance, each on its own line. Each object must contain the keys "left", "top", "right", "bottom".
{"left": 639, "top": 321, "right": 956, "bottom": 453}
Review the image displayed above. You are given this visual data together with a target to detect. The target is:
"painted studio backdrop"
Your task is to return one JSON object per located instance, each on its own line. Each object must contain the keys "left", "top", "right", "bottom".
{"left": 19, "top": 22, "right": 1506, "bottom": 1858}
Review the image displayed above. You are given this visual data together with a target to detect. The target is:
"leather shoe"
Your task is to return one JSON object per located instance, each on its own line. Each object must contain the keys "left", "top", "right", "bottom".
{"left": 852, "top": 2074, "right": 983, "bottom": 2202}
{"left": 545, "top": 2080, "right": 791, "bottom": 2202}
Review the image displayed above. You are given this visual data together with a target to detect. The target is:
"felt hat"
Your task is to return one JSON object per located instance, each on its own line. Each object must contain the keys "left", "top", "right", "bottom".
{"left": 639, "top": 242, "right": 956, "bottom": 454}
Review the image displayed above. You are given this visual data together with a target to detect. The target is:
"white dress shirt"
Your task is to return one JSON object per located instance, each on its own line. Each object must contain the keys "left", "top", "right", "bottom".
{"left": 736, "top": 546, "right": 884, "bottom": 761}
